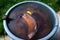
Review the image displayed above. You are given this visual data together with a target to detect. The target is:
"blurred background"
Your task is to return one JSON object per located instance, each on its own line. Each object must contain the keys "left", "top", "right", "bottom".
{"left": 0, "top": 0, "right": 60, "bottom": 40}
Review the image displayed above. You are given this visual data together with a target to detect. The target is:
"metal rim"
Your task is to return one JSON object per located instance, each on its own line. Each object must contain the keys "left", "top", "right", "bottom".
{"left": 3, "top": 1, "right": 58, "bottom": 40}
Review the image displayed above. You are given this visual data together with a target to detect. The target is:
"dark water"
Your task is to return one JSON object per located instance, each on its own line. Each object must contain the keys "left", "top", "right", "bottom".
{"left": 6, "top": 2, "right": 54, "bottom": 40}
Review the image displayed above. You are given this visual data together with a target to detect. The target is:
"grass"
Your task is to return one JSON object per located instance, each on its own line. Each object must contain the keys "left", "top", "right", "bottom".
{"left": 0, "top": 0, "right": 60, "bottom": 35}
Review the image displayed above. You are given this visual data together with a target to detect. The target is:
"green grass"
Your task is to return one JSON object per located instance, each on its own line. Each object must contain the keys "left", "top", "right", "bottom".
{"left": 0, "top": 0, "right": 60, "bottom": 35}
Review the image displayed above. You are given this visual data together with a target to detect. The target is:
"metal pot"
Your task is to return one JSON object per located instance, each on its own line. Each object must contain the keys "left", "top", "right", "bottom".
{"left": 3, "top": 1, "right": 58, "bottom": 40}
